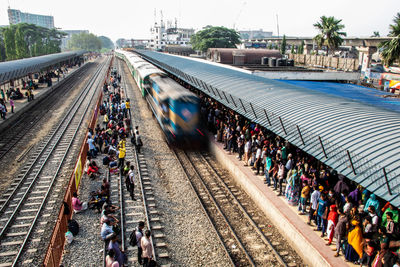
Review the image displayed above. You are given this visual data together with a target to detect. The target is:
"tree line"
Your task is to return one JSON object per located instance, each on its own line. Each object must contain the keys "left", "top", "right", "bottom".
{"left": 0, "top": 24, "right": 115, "bottom": 62}
{"left": 67, "top": 33, "right": 114, "bottom": 52}
{"left": 0, "top": 23, "right": 66, "bottom": 62}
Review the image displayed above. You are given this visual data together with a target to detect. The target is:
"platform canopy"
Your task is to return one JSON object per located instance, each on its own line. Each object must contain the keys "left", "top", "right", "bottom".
{"left": 0, "top": 50, "right": 85, "bottom": 85}
{"left": 136, "top": 50, "right": 400, "bottom": 207}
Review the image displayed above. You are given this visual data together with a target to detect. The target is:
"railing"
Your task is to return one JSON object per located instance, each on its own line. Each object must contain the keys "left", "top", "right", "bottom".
{"left": 43, "top": 56, "right": 114, "bottom": 267}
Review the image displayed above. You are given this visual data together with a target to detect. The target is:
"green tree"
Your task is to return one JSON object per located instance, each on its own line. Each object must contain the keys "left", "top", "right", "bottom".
{"left": 2, "top": 26, "right": 16, "bottom": 60}
{"left": 0, "top": 33, "right": 6, "bottom": 61}
{"left": 313, "top": 16, "right": 346, "bottom": 55}
{"left": 291, "top": 45, "right": 295, "bottom": 54}
{"left": 281, "top": 35, "right": 287, "bottom": 55}
{"left": 15, "top": 25, "right": 29, "bottom": 59}
{"left": 298, "top": 40, "right": 304, "bottom": 54}
{"left": 190, "top": 26, "right": 241, "bottom": 52}
{"left": 67, "top": 32, "right": 102, "bottom": 51}
{"left": 380, "top": 12, "right": 400, "bottom": 66}
{"left": 0, "top": 24, "right": 65, "bottom": 61}
{"left": 267, "top": 43, "right": 273, "bottom": 50}
{"left": 98, "top": 36, "right": 114, "bottom": 50}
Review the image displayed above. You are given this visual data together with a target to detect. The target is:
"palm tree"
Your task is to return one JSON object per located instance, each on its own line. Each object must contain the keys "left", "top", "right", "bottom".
{"left": 372, "top": 31, "right": 380, "bottom": 37}
{"left": 380, "top": 12, "right": 400, "bottom": 66}
{"left": 313, "top": 16, "right": 346, "bottom": 55}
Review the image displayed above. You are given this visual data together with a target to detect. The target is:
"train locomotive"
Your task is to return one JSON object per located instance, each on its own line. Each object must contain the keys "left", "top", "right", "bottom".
{"left": 115, "top": 50, "right": 206, "bottom": 147}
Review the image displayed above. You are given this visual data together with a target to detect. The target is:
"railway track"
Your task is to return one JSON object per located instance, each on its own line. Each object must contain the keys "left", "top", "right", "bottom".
{"left": 0, "top": 57, "right": 111, "bottom": 266}
{"left": 101, "top": 59, "right": 169, "bottom": 266}
{"left": 0, "top": 62, "right": 93, "bottom": 161}
{"left": 173, "top": 149, "right": 301, "bottom": 267}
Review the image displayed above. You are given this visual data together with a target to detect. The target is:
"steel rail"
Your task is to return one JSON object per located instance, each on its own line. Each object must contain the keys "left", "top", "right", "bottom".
{"left": 0, "top": 64, "right": 91, "bottom": 161}
{"left": 199, "top": 152, "right": 288, "bottom": 267}
{"left": 0, "top": 63, "right": 102, "bottom": 217}
{"left": 117, "top": 59, "right": 126, "bottom": 251}
{"left": 11, "top": 57, "right": 111, "bottom": 266}
{"left": 172, "top": 148, "right": 251, "bottom": 266}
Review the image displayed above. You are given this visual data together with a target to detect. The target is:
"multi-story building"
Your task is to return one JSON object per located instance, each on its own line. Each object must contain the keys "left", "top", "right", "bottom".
{"left": 239, "top": 29, "right": 273, "bottom": 40}
{"left": 8, "top": 8, "right": 54, "bottom": 28}
{"left": 61, "top": 30, "right": 89, "bottom": 50}
{"left": 148, "top": 19, "right": 194, "bottom": 50}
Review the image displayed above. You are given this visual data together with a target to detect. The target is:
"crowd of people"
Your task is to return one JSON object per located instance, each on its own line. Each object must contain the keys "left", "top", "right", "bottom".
{"left": 0, "top": 64, "right": 78, "bottom": 120}
{"left": 70, "top": 68, "right": 153, "bottom": 267}
{"left": 199, "top": 92, "right": 400, "bottom": 267}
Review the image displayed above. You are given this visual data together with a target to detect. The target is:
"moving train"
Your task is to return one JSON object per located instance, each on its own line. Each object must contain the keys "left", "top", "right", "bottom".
{"left": 115, "top": 50, "right": 206, "bottom": 147}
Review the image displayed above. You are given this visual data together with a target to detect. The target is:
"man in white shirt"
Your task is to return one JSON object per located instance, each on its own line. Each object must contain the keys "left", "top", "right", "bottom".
{"left": 308, "top": 186, "right": 321, "bottom": 226}
{"left": 127, "top": 165, "right": 135, "bottom": 200}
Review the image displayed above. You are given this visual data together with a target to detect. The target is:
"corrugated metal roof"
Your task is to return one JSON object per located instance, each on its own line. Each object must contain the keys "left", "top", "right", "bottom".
{"left": 116, "top": 50, "right": 165, "bottom": 80}
{"left": 280, "top": 80, "right": 400, "bottom": 113}
{"left": 136, "top": 50, "right": 400, "bottom": 207}
{"left": 0, "top": 51, "right": 85, "bottom": 85}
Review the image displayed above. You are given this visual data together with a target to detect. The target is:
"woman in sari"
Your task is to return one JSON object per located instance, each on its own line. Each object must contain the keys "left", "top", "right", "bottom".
{"left": 285, "top": 168, "right": 300, "bottom": 206}
{"left": 345, "top": 219, "right": 364, "bottom": 263}
{"left": 326, "top": 205, "right": 338, "bottom": 245}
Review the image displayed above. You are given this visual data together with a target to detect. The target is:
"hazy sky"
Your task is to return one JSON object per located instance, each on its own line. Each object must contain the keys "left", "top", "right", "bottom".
{"left": 1, "top": 0, "right": 399, "bottom": 42}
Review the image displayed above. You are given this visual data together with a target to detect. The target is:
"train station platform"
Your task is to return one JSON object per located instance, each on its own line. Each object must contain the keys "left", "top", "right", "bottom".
{"left": 210, "top": 138, "right": 351, "bottom": 267}
{"left": 135, "top": 49, "right": 400, "bottom": 209}
{"left": 0, "top": 61, "right": 87, "bottom": 132}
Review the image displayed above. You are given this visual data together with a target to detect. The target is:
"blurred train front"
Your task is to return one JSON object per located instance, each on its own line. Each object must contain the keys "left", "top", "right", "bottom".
{"left": 146, "top": 74, "right": 207, "bottom": 149}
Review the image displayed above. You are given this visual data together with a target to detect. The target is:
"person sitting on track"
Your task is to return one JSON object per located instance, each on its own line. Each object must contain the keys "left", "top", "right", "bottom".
{"left": 101, "top": 219, "right": 116, "bottom": 241}
{"left": 89, "top": 191, "right": 108, "bottom": 213}
{"left": 87, "top": 160, "right": 101, "bottom": 178}
{"left": 101, "top": 209, "right": 119, "bottom": 226}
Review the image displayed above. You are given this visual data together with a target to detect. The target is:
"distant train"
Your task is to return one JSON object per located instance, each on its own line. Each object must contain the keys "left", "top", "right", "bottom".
{"left": 115, "top": 50, "right": 206, "bottom": 147}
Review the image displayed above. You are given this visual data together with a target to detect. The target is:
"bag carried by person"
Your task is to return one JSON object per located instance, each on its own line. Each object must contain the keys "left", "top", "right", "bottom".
{"left": 65, "top": 231, "right": 74, "bottom": 244}
{"left": 68, "top": 219, "right": 80, "bottom": 236}
{"left": 129, "top": 230, "right": 136, "bottom": 246}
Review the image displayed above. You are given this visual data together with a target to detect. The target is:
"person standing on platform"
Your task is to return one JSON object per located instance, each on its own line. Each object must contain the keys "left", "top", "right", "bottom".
{"left": 135, "top": 131, "right": 143, "bottom": 154}
{"left": 117, "top": 143, "right": 126, "bottom": 171}
{"left": 0, "top": 100, "right": 6, "bottom": 120}
{"left": 127, "top": 165, "right": 135, "bottom": 200}
{"left": 141, "top": 230, "right": 154, "bottom": 267}
{"left": 9, "top": 99, "right": 14, "bottom": 113}
{"left": 133, "top": 221, "right": 145, "bottom": 264}
{"left": 0, "top": 89, "right": 5, "bottom": 102}
{"left": 334, "top": 209, "right": 348, "bottom": 257}
{"left": 121, "top": 100, "right": 127, "bottom": 118}
{"left": 308, "top": 185, "right": 321, "bottom": 225}
{"left": 315, "top": 193, "right": 328, "bottom": 237}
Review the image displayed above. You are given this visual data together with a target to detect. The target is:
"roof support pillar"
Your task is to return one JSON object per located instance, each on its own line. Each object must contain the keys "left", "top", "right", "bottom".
{"left": 346, "top": 150, "right": 356, "bottom": 175}
{"left": 264, "top": 109, "right": 272, "bottom": 126}
{"left": 215, "top": 88, "right": 223, "bottom": 100}
{"left": 249, "top": 103, "right": 257, "bottom": 118}
{"left": 297, "top": 125, "right": 305, "bottom": 145}
{"left": 383, "top": 168, "right": 392, "bottom": 195}
{"left": 239, "top": 98, "right": 247, "bottom": 113}
{"left": 279, "top": 117, "right": 287, "bottom": 135}
{"left": 230, "top": 94, "right": 237, "bottom": 107}
{"left": 222, "top": 91, "right": 230, "bottom": 103}
{"left": 319, "top": 136, "right": 328, "bottom": 158}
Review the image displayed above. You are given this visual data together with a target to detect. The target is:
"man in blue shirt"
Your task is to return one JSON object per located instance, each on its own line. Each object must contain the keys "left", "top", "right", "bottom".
{"left": 315, "top": 193, "right": 328, "bottom": 237}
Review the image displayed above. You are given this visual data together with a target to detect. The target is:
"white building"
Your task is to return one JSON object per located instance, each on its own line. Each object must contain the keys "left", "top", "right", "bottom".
{"left": 147, "top": 19, "right": 194, "bottom": 50}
